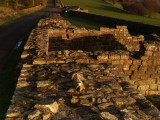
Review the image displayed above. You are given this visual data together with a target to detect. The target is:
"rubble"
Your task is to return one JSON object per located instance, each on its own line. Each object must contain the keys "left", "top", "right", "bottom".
{"left": 5, "top": 14, "right": 160, "bottom": 119}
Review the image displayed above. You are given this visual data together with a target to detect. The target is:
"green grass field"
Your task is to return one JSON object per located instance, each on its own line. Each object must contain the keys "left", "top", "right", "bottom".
{"left": 62, "top": 0, "right": 160, "bottom": 26}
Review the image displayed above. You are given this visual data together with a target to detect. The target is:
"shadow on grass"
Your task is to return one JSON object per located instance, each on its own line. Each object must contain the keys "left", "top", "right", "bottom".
{"left": 87, "top": 4, "right": 128, "bottom": 15}
{"left": 62, "top": 14, "right": 115, "bottom": 29}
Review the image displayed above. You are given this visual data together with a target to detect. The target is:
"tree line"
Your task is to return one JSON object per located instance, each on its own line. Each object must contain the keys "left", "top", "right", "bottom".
{"left": 0, "top": 0, "right": 46, "bottom": 9}
{"left": 107, "top": 0, "right": 160, "bottom": 18}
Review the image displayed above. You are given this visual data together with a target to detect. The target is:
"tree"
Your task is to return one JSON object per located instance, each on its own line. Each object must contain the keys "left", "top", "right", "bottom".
{"left": 15, "top": 0, "right": 19, "bottom": 10}
{"left": 143, "top": 0, "right": 160, "bottom": 17}
{"left": 111, "top": 0, "right": 118, "bottom": 5}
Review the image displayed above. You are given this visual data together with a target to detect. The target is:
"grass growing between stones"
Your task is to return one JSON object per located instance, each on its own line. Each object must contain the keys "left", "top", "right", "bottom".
{"left": 62, "top": 0, "right": 160, "bottom": 26}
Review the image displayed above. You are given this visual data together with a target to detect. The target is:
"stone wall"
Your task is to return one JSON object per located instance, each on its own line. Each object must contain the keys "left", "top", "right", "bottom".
{"left": 23, "top": 14, "right": 160, "bottom": 97}
{"left": 5, "top": 14, "right": 160, "bottom": 120}
{"left": 66, "top": 11, "right": 160, "bottom": 35}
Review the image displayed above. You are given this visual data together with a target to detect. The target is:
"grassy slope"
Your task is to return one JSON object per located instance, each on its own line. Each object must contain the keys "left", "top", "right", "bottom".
{"left": 0, "top": 6, "right": 44, "bottom": 25}
{"left": 62, "top": 0, "right": 160, "bottom": 26}
{"left": 0, "top": 6, "right": 14, "bottom": 13}
{"left": 63, "top": 14, "right": 114, "bottom": 29}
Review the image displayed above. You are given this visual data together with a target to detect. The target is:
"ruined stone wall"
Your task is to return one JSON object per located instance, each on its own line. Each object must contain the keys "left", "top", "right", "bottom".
{"left": 66, "top": 11, "right": 160, "bottom": 35}
{"left": 5, "top": 14, "right": 160, "bottom": 120}
{"left": 35, "top": 14, "right": 160, "bottom": 97}
{"left": 48, "top": 25, "right": 144, "bottom": 52}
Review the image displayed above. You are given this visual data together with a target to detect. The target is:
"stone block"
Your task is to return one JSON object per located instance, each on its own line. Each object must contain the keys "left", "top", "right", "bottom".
{"left": 33, "top": 58, "right": 46, "bottom": 64}
{"left": 43, "top": 113, "right": 51, "bottom": 120}
{"left": 141, "top": 56, "right": 149, "bottom": 60}
{"left": 71, "top": 96, "right": 79, "bottom": 104}
{"left": 56, "top": 60, "right": 65, "bottom": 63}
{"left": 112, "top": 60, "right": 120, "bottom": 65}
{"left": 133, "top": 60, "right": 142, "bottom": 65}
{"left": 146, "top": 78, "right": 156, "bottom": 84}
{"left": 97, "top": 55, "right": 108, "bottom": 62}
{"left": 142, "top": 60, "right": 153, "bottom": 66}
{"left": 124, "top": 60, "right": 133, "bottom": 65}
{"left": 28, "top": 110, "right": 41, "bottom": 120}
{"left": 6, "top": 105, "right": 22, "bottom": 118}
{"left": 148, "top": 91, "right": 158, "bottom": 95}
{"left": 46, "top": 59, "right": 56, "bottom": 64}
{"left": 153, "top": 60, "right": 160, "bottom": 65}
{"left": 139, "top": 91, "right": 146, "bottom": 95}
{"left": 138, "top": 85, "right": 146, "bottom": 91}
{"left": 36, "top": 81, "right": 50, "bottom": 88}
{"left": 16, "top": 81, "right": 30, "bottom": 88}
{"left": 153, "top": 51, "right": 160, "bottom": 56}
{"left": 109, "top": 55, "right": 120, "bottom": 60}
{"left": 137, "top": 80, "right": 146, "bottom": 85}
{"left": 123, "top": 65, "right": 130, "bottom": 71}
{"left": 158, "top": 85, "right": 160, "bottom": 91}
{"left": 100, "top": 27, "right": 110, "bottom": 32}
{"left": 21, "top": 51, "right": 30, "bottom": 59}
{"left": 75, "top": 59, "right": 89, "bottom": 63}
{"left": 100, "top": 112, "right": 118, "bottom": 120}
{"left": 144, "top": 51, "right": 153, "bottom": 56}
{"left": 34, "top": 99, "right": 59, "bottom": 114}
{"left": 150, "top": 84, "right": 158, "bottom": 90}
{"left": 130, "top": 65, "right": 139, "bottom": 71}
{"left": 145, "top": 44, "right": 156, "bottom": 51}
{"left": 139, "top": 66, "right": 148, "bottom": 71}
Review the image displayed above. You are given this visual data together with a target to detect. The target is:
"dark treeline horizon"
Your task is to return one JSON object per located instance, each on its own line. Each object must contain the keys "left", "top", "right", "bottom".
{"left": 0, "top": 0, "right": 46, "bottom": 9}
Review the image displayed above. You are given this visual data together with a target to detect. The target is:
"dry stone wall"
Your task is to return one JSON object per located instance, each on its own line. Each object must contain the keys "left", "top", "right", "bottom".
{"left": 5, "top": 14, "right": 160, "bottom": 120}
{"left": 35, "top": 14, "right": 160, "bottom": 97}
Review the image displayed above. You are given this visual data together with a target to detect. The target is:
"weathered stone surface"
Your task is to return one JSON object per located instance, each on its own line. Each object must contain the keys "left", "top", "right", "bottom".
{"left": 100, "top": 112, "right": 118, "bottom": 120}
{"left": 6, "top": 105, "right": 22, "bottom": 118}
{"left": 21, "top": 51, "right": 30, "bottom": 59}
{"left": 72, "top": 72, "right": 86, "bottom": 92}
{"left": 43, "top": 113, "right": 51, "bottom": 120}
{"left": 28, "top": 110, "right": 41, "bottom": 120}
{"left": 98, "top": 102, "right": 113, "bottom": 110}
{"left": 71, "top": 96, "right": 79, "bottom": 104}
{"left": 36, "top": 81, "right": 50, "bottom": 88}
{"left": 34, "top": 100, "right": 59, "bottom": 114}
{"left": 33, "top": 58, "right": 46, "bottom": 64}
{"left": 6, "top": 13, "right": 160, "bottom": 120}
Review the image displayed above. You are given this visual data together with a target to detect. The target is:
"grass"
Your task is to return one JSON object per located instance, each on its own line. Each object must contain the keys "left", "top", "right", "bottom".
{"left": 62, "top": 14, "right": 138, "bottom": 35}
{"left": 62, "top": 0, "right": 160, "bottom": 26}
{"left": 0, "top": 5, "right": 44, "bottom": 25}
{"left": 0, "top": 6, "right": 14, "bottom": 13}
{"left": 62, "top": 14, "right": 114, "bottom": 29}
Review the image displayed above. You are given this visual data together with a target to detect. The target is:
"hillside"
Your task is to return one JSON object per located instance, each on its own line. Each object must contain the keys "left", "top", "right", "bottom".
{"left": 62, "top": 0, "right": 160, "bottom": 26}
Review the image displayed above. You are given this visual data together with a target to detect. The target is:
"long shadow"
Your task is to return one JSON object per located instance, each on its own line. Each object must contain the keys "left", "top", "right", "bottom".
{"left": 146, "top": 94, "right": 160, "bottom": 110}
{"left": 87, "top": 4, "right": 128, "bottom": 15}
{"left": 49, "top": 34, "right": 127, "bottom": 51}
